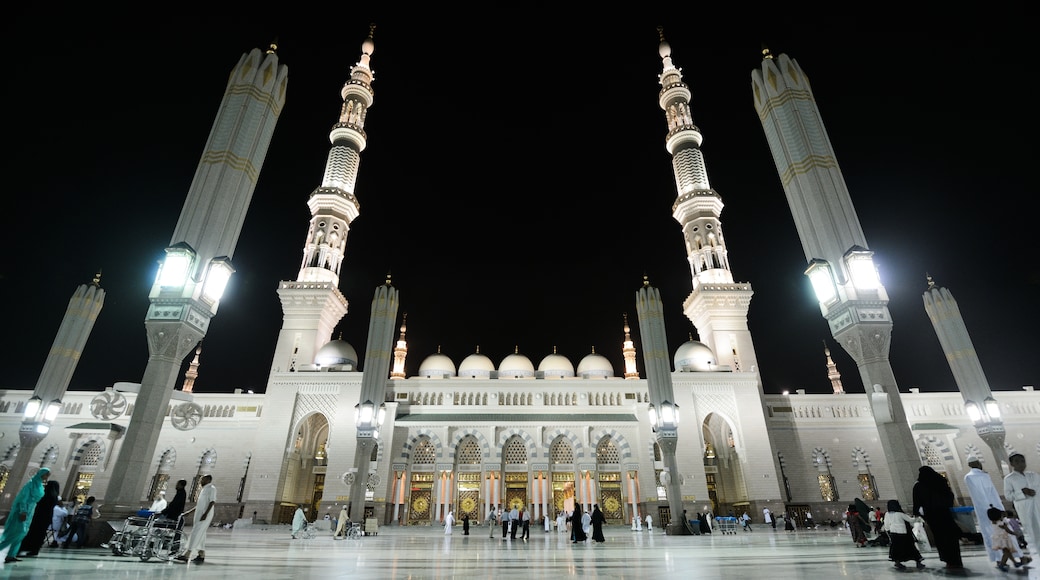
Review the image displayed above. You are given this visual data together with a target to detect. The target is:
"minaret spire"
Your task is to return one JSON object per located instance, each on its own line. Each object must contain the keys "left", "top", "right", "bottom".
{"left": 272, "top": 26, "right": 378, "bottom": 376}
{"left": 182, "top": 343, "right": 203, "bottom": 393}
{"left": 391, "top": 312, "right": 408, "bottom": 380}
{"left": 657, "top": 29, "right": 759, "bottom": 374}
{"left": 824, "top": 341, "right": 845, "bottom": 395}
{"left": 622, "top": 313, "right": 639, "bottom": 379}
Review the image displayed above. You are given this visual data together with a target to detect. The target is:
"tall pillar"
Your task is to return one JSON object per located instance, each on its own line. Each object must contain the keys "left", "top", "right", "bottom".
{"left": 753, "top": 49, "right": 919, "bottom": 505}
{"left": 0, "top": 275, "right": 104, "bottom": 517}
{"left": 105, "top": 46, "right": 287, "bottom": 512}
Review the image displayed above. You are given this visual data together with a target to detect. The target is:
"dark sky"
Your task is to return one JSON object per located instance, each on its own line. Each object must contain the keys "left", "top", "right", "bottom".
{"left": 3, "top": 11, "right": 1036, "bottom": 397}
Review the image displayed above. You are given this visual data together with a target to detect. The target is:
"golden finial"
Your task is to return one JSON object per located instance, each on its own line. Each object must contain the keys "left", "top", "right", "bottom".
{"left": 369, "top": 23, "right": 376, "bottom": 39}
{"left": 926, "top": 273, "right": 935, "bottom": 289}
{"left": 267, "top": 37, "right": 279, "bottom": 54}
{"left": 92, "top": 269, "right": 102, "bottom": 286}
{"left": 643, "top": 274, "right": 650, "bottom": 287}
{"left": 514, "top": 345, "right": 519, "bottom": 354}
{"left": 761, "top": 43, "right": 773, "bottom": 60}
{"left": 657, "top": 26, "right": 665, "bottom": 42}
{"left": 385, "top": 271, "right": 392, "bottom": 286}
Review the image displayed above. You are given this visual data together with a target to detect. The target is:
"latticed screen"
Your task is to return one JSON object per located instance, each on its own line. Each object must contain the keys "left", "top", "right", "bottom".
{"left": 413, "top": 437, "right": 436, "bottom": 464}
{"left": 504, "top": 437, "right": 527, "bottom": 464}
{"left": 550, "top": 439, "right": 574, "bottom": 464}
{"left": 457, "top": 436, "right": 481, "bottom": 464}
{"left": 857, "top": 473, "right": 877, "bottom": 501}
{"left": 596, "top": 439, "right": 620, "bottom": 463}
{"left": 818, "top": 474, "right": 837, "bottom": 502}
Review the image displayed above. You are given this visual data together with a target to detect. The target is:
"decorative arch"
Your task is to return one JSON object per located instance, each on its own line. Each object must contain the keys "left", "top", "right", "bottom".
{"left": 196, "top": 447, "right": 218, "bottom": 471}
{"left": 916, "top": 435, "right": 954, "bottom": 466}
{"left": 850, "top": 447, "right": 872, "bottom": 471}
{"left": 67, "top": 438, "right": 106, "bottom": 469}
{"left": 447, "top": 428, "right": 491, "bottom": 462}
{"left": 542, "top": 428, "right": 584, "bottom": 460}
{"left": 39, "top": 444, "right": 60, "bottom": 468}
{"left": 155, "top": 447, "right": 178, "bottom": 471}
{"left": 495, "top": 428, "right": 537, "bottom": 461}
{"left": 399, "top": 428, "right": 444, "bottom": 460}
{"left": 589, "top": 428, "right": 631, "bottom": 461}
{"left": 811, "top": 447, "right": 833, "bottom": 471}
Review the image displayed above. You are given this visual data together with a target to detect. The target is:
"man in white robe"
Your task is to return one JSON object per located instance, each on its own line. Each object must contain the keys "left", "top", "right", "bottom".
{"left": 966, "top": 454, "right": 1021, "bottom": 563}
{"left": 444, "top": 511, "right": 454, "bottom": 534}
{"left": 1004, "top": 453, "right": 1040, "bottom": 552}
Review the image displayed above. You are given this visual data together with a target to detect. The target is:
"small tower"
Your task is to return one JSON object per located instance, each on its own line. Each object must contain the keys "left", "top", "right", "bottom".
{"left": 182, "top": 343, "right": 203, "bottom": 393}
{"left": 823, "top": 342, "right": 845, "bottom": 395}
{"left": 622, "top": 313, "right": 639, "bottom": 379}
{"left": 391, "top": 313, "right": 408, "bottom": 380}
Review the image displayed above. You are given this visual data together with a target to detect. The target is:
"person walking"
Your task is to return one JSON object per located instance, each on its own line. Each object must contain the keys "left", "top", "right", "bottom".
{"left": 645, "top": 513, "right": 653, "bottom": 533}
{"left": 544, "top": 512, "right": 551, "bottom": 533}
{"left": 501, "top": 505, "right": 509, "bottom": 539}
{"left": 443, "top": 510, "right": 454, "bottom": 534}
{"left": 462, "top": 512, "right": 470, "bottom": 535}
{"left": 291, "top": 505, "right": 306, "bottom": 538}
{"left": 590, "top": 505, "right": 606, "bottom": 543}
{"left": 334, "top": 505, "right": 350, "bottom": 539}
{"left": 784, "top": 512, "right": 795, "bottom": 532}
{"left": 161, "top": 479, "right": 188, "bottom": 552}
{"left": 914, "top": 465, "right": 963, "bottom": 570}
{"left": 987, "top": 506, "right": 1032, "bottom": 571}
{"left": 882, "top": 499, "right": 925, "bottom": 569}
{"left": 521, "top": 509, "right": 530, "bottom": 540}
{"left": 741, "top": 511, "right": 753, "bottom": 532}
{"left": 0, "top": 467, "right": 50, "bottom": 563}
{"left": 175, "top": 474, "right": 216, "bottom": 564}
{"left": 763, "top": 507, "right": 774, "bottom": 529}
{"left": 20, "top": 479, "right": 60, "bottom": 557}
{"left": 1004, "top": 452, "right": 1040, "bottom": 552}
{"left": 571, "top": 504, "right": 588, "bottom": 543}
{"left": 965, "top": 454, "right": 1022, "bottom": 564}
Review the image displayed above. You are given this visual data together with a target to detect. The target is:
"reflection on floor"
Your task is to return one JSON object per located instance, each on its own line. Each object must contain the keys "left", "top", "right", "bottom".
{"left": 1, "top": 520, "right": 1036, "bottom": 579}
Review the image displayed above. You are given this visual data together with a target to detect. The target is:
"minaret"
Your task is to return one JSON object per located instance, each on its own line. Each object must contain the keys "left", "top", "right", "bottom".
{"left": 0, "top": 273, "right": 105, "bottom": 517}
{"left": 181, "top": 343, "right": 202, "bottom": 393}
{"left": 622, "top": 313, "right": 639, "bottom": 379}
{"left": 656, "top": 28, "right": 758, "bottom": 374}
{"left": 922, "top": 275, "right": 1006, "bottom": 473}
{"left": 391, "top": 313, "right": 408, "bottom": 379}
{"left": 752, "top": 47, "right": 918, "bottom": 505}
{"left": 824, "top": 342, "right": 845, "bottom": 395}
{"left": 271, "top": 25, "right": 378, "bottom": 375}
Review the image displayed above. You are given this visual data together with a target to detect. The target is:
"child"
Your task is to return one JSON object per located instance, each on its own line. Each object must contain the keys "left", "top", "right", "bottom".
{"left": 881, "top": 499, "right": 925, "bottom": 569}
{"left": 987, "top": 506, "right": 1031, "bottom": 571}
{"left": 1005, "top": 510, "right": 1028, "bottom": 550}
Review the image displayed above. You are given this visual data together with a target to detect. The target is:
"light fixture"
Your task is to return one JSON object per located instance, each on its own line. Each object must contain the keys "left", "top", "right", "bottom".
{"left": 845, "top": 247, "right": 880, "bottom": 290}
{"left": 984, "top": 396, "right": 1001, "bottom": 421}
{"left": 804, "top": 259, "right": 837, "bottom": 304}
{"left": 43, "top": 399, "right": 62, "bottom": 422}
{"left": 964, "top": 400, "right": 982, "bottom": 423}
{"left": 202, "top": 256, "right": 235, "bottom": 302}
{"left": 157, "top": 242, "right": 196, "bottom": 287}
{"left": 24, "top": 396, "right": 43, "bottom": 419}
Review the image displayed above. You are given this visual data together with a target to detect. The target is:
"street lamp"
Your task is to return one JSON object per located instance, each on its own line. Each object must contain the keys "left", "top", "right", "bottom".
{"left": 804, "top": 259, "right": 837, "bottom": 305}
{"left": 844, "top": 247, "right": 880, "bottom": 291}
{"left": 23, "top": 396, "right": 62, "bottom": 435}
{"left": 354, "top": 400, "right": 387, "bottom": 437}
{"left": 202, "top": 256, "right": 235, "bottom": 303}
{"left": 648, "top": 401, "right": 679, "bottom": 434}
{"left": 156, "top": 243, "right": 196, "bottom": 288}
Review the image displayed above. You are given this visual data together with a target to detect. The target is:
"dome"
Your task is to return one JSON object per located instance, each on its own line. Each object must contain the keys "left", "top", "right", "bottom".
{"left": 458, "top": 347, "right": 494, "bottom": 379}
{"left": 674, "top": 338, "right": 717, "bottom": 371}
{"left": 314, "top": 338, "right": 358, "bottom": 369}
{"left": 576, "top": 349, "right": 613, "bottom": 379}
{"left": 537, "top": 350, "right": 574, "bottom": 379}
{"left": 498, "top": 348, "right": 534, "bottom": 379}
{"left": 418, "top": 351, "right": 456, "bottom": 379}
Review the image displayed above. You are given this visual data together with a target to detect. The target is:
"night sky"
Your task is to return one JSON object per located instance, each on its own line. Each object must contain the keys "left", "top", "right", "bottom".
{"left": 3, "top": 10, "right": 1036, "bottom": 397}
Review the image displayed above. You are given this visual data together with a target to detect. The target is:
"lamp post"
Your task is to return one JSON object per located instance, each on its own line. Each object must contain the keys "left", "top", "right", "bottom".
{"left": 348, "top": 400, "right": 386, "bottom": 522}
{"left": 965, "top": 396, "right": 1006, "bottom": 476}
{"left": 1, "top": 397, "right": 62, "bottom": 505}
{"left": 648, "top": 400, "right": 688, "bottom": 534}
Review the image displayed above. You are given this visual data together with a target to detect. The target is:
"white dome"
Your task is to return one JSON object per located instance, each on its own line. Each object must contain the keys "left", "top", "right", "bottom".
{"left": 314, "top": 338, "right": 358, "bottom": 368}
{"left": 674, "top": 339, "right": 717, "bottom": 371}
{"left": 537, "top": 352, "right": 574, "bottom": 379}
{"left": 418, "top": 352, "right": 456, "bottom": 379}
{"left": 498, "top": 350, "right": 535, "bottom": 379}
{"left": 458, "top": 349, "right": 495, "bottom": 379}
{"left": 576, "top": 349, "right": 613, "bottom": 379}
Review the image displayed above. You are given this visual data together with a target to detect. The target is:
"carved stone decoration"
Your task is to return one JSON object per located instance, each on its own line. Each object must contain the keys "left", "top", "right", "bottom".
{"left": 367, "top": 473, "right": 381, "bottom": 490}
{"left": 170, "top": 402, "right": 204, "bottom": 431}
{"left": 90, "top": 391, "right": 128, "bottom": 420}
{"left": 342, "top": 472, "right": 356, "bottom": 486}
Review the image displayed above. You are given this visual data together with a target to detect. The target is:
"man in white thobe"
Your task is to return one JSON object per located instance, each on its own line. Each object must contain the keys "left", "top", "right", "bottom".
{"left": 645, "top": 513, "right": 653, "bottom": 532}
{"left": 176, "top": 474, "right": 216, "bottom": 563}
{"left": 1004, "top": 452, "right": 1040, "bottom": 553}
{"left": 444, "top": 511, "right": 454, "bottom": 534}
{"left": 966, "top": 454, "right": 1021, "bottom": 563}
{"left": 149, "top": 491, "right": 167, "bottom": 513}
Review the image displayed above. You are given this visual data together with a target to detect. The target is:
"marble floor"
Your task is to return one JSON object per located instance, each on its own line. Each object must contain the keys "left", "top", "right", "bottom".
{"left": 0, "top": 521, "right": 1036, "bottom": 580}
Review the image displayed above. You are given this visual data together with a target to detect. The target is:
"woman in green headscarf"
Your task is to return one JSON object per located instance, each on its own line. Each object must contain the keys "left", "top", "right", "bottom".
{"left": 0, "top": 467, "right": 50, "bottom": 563}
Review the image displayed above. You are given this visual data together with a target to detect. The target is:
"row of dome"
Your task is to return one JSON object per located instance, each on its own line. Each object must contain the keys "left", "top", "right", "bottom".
{"left": 312, "top": 337, "right": 720, "bottom": 378}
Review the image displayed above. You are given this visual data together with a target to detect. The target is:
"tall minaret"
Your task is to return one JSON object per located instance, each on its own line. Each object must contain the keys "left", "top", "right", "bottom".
{"left": 391, "top": 313, "right": 408, "bottom": 379}
{"left": 656, "top": 29, "right": 758, "bottom": 375}
{"left": 752, "top": 47, "right": 919, "bottom": 505}
{"left": 106, "top": 43, "right": 288, "bottom": 512}
{"left": 824, "top": 342, "right": 845, "bottom": 395}
{"left": 181, "top": 343, "right": 202, "bottom": 393}
{"left": 622, "top": 313, "right": 639, "bottom": 379}
{"left": 922, "top": 275, "right": 1006, "bottom": 473}
{"left": 271, "top": 26, "right": 378, "bottom": 375}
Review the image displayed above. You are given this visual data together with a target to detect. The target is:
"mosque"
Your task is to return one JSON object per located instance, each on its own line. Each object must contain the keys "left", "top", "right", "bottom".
{"left": 1, "top": 30, "right": 1036, "bottom": 532}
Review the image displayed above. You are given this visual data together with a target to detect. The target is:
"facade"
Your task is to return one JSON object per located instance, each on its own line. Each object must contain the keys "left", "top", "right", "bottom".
{"left": 1, "top": 34, "right": 1037, "bottom": 531}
